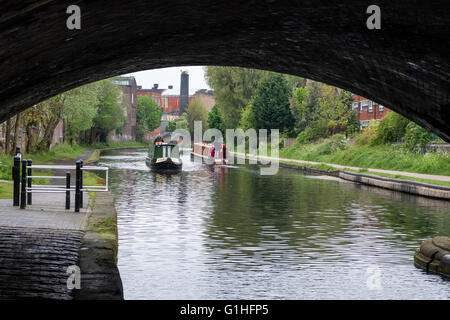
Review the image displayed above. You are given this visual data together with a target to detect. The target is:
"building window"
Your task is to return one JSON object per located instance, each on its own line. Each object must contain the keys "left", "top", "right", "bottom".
{"left": 379, "top": 105, "right": 384, "bottom": 112}
{"left": 360, "top": 100, "right": 369, "bottom": 107}
{"left": 352, "top": 102, "right": 359, "bottom": 110}
{"left": 368, "top": 101, "right": 373, "bottom": 113}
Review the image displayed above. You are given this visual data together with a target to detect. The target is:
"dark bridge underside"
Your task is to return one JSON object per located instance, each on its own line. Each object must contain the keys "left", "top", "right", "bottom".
{"left": 1, "top": 1, "right": 449, "bottom": 140}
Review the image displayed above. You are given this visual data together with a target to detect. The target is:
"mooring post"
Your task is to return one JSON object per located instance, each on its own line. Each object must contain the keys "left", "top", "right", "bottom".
{"left": 80, "top": 160, "right": 83, "bottom": 208}
{"left": 13, "top": 155, "right": 20, "bottom": 206}
{"left": 15, "top": 147, "right": 21, "bottom": 158}
{"left": 75, "top": 160, "right": 81, "bottom": 212}
{"left": 66, "top": 171, "right": 71, "bottom": 210}
{"left": 27, "top": 159, "right": 32, "bottom": 205}
{"left": 20, "top": 159, "right": 27, "bottom": 209}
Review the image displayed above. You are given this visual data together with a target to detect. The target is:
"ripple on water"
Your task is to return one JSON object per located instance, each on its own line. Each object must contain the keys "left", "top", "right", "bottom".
{"left": 100, "top": 148, "right": 450, "bottom": 300}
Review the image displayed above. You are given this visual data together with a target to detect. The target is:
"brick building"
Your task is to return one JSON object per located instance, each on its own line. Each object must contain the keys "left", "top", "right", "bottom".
{"left": 352, "top": 94, "right": 391, "bottom": 130}
{"left": 111, "top": 76, "right": 138, "bottom": 141}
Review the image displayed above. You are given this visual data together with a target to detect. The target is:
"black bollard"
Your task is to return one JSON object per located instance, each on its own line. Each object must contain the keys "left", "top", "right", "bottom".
{"left": 75, "top": 160, "right": 81, "bottom": 212}
{"left": 15, "top": 147, "right": 21, "bottom": 157}
{"left": 20, "top": 159, "right": 27, "bottom": 209}
{"left": 27, "top": 159, "right": 32, "bottom": 205}
{"left": 13, "top": 156, "right": 20, "bottom": 206}
{"left": 80, "top": 160, "right": 83, "bottom": 208}
{"left": 66, "top": 171, "right": 71, "bottom": 210}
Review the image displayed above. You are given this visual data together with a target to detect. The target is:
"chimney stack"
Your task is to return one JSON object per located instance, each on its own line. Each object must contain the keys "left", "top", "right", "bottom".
{"left": 179, "top": 71, "right": 189, "bottom": 115}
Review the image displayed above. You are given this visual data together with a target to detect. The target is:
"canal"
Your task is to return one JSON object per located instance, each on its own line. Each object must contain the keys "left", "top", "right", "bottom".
{"left": 99, "top": 148, "right": 450, "bottom": 299}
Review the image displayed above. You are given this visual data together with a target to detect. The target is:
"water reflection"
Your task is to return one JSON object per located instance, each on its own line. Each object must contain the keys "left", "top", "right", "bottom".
{"left": 99, "top": 148, "right": 450, "bottom": 300}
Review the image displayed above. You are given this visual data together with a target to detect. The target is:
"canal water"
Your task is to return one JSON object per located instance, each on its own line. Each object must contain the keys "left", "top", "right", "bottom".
{"left": 99, "top": 148, "right": 450, "bottom": 300}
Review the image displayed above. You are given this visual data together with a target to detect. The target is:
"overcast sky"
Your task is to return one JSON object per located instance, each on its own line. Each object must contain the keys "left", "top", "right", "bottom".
{"left": 123, "top": 66, "right": 211, "bottom": 95}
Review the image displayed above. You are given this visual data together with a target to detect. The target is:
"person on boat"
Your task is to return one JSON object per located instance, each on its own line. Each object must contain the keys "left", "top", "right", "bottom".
{"left": 154, "top": 136, "right": 163, "bottom": 144}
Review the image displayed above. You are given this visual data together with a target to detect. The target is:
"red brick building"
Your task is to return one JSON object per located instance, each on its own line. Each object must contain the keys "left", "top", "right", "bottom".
{"left": 137, "top": 84, "right": 193, "bottom": 115}
{"left": 352, "top": 94, "right": 391, "bottom": 130}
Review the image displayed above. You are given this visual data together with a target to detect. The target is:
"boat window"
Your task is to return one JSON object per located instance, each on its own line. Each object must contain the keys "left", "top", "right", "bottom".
{"left": 168, "top": 146, "right": 171, "bottom": 157}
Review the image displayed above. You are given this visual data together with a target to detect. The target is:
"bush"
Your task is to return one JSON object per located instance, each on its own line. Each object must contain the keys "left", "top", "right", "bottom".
{"left": 372, "top": 111, "right": 409, "bottom": 145}
{"left": 355, "top": 120, "right": 379, "bottom": 146}
{"left": 315, "top": 134, "right": 348, "bottom": 155}
{"left": 403, "top": 122, "right": 432, "bottom": 151}
{"left": 296, "top": 120, "right": 328, "bottom": 145}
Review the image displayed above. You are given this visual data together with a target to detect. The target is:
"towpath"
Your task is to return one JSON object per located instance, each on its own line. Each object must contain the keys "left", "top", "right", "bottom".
{"left": 231, "top": 152, "right": 450, "bottom": 182}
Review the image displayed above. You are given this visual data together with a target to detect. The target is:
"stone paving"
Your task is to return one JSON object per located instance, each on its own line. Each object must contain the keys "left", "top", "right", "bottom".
{"left": 0, "top": 185, "right": 90, "bottom": 299}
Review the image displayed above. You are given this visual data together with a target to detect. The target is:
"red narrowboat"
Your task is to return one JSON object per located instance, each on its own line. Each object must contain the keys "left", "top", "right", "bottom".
{"left": 190, "top": 142, "right": 229, "bottom": 165}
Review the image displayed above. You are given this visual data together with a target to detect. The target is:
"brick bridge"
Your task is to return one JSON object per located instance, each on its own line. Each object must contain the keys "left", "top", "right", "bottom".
{"left": 1, "top": 1, "right": 449, "bottom": 141}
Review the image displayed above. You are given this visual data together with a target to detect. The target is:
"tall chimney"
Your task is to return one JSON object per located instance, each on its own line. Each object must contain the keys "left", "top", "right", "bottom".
{"left": 179, "top": 71, "right": 189, "bottom": 115}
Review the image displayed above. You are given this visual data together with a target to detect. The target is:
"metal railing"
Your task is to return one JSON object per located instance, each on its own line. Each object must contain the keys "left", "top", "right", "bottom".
{"left": 12, "top": 148, "right": 108, "bottom": 212}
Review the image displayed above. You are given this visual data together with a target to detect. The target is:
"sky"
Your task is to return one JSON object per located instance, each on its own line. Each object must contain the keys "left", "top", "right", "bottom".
{"left": 123, "top": 66, "right": 211, "bottom": 95}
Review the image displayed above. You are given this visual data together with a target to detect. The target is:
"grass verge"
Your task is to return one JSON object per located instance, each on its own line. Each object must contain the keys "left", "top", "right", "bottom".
{"left": 279, "top": 135, "right": 450, "bottom": 176}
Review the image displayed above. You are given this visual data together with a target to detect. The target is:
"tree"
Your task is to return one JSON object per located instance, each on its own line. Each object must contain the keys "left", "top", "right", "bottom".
{"left": 300, "top": 81, "right": 323, "bottom": 130}
{"left": 239, "top": 99, "right": 255, "bottom": 131}
{"left": 290, "top": 86, "right": 307, "bottom": 128}
{"left": 207, "top": 104, "right": 226, "bottom": 133}
{"left": 205, "top": 66, "right": 268, "bottom": 128}
{"left": 136, "top": 95, "right": 162, "bottom": 141}
{"left": 63, "top": 81, "right": 100, "bottom": 145}
{"left": 92, "top": 80, "right": 126, "bottom": 142}
{"left": 317, "top": 86, "right": 356, "bottom": 136}
{"left": 186, "top": 98, "right": 208, "bottom": 135}
{"left": 251, "top": 73, "right": 294, "bottom": 134}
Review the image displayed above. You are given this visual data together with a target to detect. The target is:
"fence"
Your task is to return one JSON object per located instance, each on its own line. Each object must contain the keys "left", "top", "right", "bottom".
{"left": 11, "top": 149, "right": 108, "bottom": 212}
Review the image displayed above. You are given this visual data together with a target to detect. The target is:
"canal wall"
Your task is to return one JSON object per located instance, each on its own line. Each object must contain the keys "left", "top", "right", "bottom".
{"left": 279, "top": 162, "right": 450, "bottom": 200}
{"left": 73, "top": 191, "right": 123, "bottom": 300}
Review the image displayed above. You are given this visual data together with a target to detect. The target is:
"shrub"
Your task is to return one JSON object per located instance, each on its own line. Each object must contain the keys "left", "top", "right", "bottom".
{"left": 372, "top": 111, "right": 409, "bottom": 145}
{"left": 315, "top": 134, "right": 348, "bottom": 155}
{"left": 355, "top": 120, "right": 379, "bottom": 146}
{"left": 403, "top": 122, "right": 432, "bottom": 152}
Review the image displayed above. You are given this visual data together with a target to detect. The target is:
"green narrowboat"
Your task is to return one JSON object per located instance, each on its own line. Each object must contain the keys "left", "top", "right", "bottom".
{"left": 146, "top": 141, "right": 182, "bottom": 171}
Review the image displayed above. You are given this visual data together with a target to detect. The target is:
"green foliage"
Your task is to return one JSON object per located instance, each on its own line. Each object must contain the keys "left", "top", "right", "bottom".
{"left": 281, "top": 136, "right": 450, "bottom": 176}
{"left": 297, "top": 81, "right": 323, "bottom": 130}
{"left": 136, "top": 95, "right": 162, "bottom": 141}
{"left": 372, "top": 111, "right": 409, "bottom": 145}
{"left": 176, "top": 113, "right": 188, "bottom": 129}
{"left": 355, "top": 120, "right": 380, "bottom": 146}
{"left": 186, "top": 98, "right": 208, "bottom": 135}
{"left": 239, "top": 100, "right": 255, "bottom": 131}
{"left": 403, "top": 122, "right": 433, "bottom": 151}
{"left": 207, "top": 104, "right": 226, "bottom": 133}
{"left": 252, "top": 73, "right": 294, "bottom": 133}
{"left": 63, "top": 81, "right": 100, "bottom": 143}
{"left": 166, "top": 120, "right": 177, "bottom": 132}
{"left": 318, "top": 86, "right": 355, "bottom": 136}
{"left": 295, "top": 119, "right": 328, "bottom": 144}
{"left": 205, "top": 66, "right": 269, "bottom": 128}
{"left": 93, "top": 80, "right": 126, "bottom": 142}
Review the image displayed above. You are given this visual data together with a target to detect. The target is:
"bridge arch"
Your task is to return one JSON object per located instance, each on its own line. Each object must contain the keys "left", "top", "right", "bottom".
{"left": 1, "top": 1, "right": 449, "bottom": 140}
